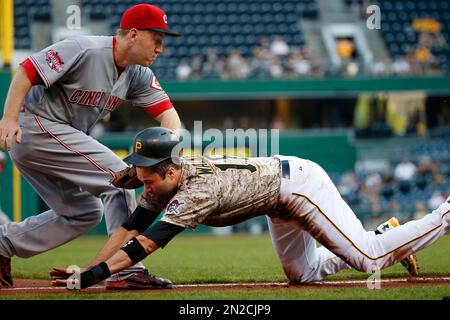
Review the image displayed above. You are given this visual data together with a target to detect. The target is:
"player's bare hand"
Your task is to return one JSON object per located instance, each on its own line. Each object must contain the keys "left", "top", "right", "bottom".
{"left": 52, "top": 278, "right": 69, "bottom": 287}
{"left": 51, "top": 278, "right": 83, "bottom": 290}
{"left": 49, "top": 266, "right": 86, "bottom": 280}
{"left": 0, "top": 117, "right": 22, "bottom": 152}
{"left": 50, "top": 266, "right": 87, "bottom": 290}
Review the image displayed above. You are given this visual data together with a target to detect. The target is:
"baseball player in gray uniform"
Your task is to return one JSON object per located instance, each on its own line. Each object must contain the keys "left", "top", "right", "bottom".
{"left": 51, "top": 128, "right": 449, "bottom": 289}
{"left": 0, "top": 4, "right": 181, "bottom": 289}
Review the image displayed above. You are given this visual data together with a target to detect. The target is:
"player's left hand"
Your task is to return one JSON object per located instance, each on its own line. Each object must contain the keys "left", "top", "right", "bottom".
{"left": 50, "top": 266, "right": 86, "bottom": 288}
{"left": 52, "top": 277, "right": 84, "bottom": 290}
{"left": 51, "top": 278, "right": 69, "bottom": 287}
{"left": 50, "top": 266, "right": 86, "bottom": 279}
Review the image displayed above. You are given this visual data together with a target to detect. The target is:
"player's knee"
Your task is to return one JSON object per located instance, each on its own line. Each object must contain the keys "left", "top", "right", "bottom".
{"left": 348, "top": 257, "right": 377, "bottom": 273}
{"left": 281, "top": 262, "right": 314, "bottom": 284}
{"left": 90, "top": 207, "right": 103, "bottom": 225}
{"left": 284, "top": 268, "right": 303, "bottom": 283}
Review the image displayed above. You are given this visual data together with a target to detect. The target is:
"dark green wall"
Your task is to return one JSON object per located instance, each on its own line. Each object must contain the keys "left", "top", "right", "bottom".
{"left": 161, "top": 76, "right": 450, "bottom": 100}
{"left": 0, "top": 70, "right": 13, "bottom": 219}
{"left": 0, "top": 70, "right": 43, "bottom": 221}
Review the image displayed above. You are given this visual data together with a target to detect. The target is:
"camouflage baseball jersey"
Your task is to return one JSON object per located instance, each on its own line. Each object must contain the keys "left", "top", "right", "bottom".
{"left": 139, "top": 156, "right": 282, "bottom": 229}
{"left": 25, "top": 35, "right": 170, "bottom": 134}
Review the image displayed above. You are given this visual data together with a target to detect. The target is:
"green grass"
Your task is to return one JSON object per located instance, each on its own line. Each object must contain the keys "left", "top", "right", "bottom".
{"left": 7, "top": 234, "right": 450, "bottom": 299}
{"left": 12, "top": 234, "right": 285, "bottom": 283}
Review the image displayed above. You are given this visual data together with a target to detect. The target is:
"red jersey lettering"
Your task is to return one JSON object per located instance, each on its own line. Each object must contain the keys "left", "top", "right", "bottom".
{"left": 105, "top": 95, "right": 123, "bottom": 112}
{"left": 69, "top": 90, "right": 83, "bottom": 103}
{"left": 69, "top": 90, "right": 105, "bottom": 107}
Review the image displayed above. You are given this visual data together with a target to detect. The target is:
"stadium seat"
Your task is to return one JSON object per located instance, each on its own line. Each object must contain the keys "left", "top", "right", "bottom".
{"left": 346, "top": 0, "right": 450, "bottom": 76}
{"left": 14, "top": 0, "right": 315, "bottom": 75}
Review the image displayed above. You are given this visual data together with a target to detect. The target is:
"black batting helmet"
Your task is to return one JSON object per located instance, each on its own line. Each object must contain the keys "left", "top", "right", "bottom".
{"left": 123, "top": 127, "right": 179, "bottom": 167}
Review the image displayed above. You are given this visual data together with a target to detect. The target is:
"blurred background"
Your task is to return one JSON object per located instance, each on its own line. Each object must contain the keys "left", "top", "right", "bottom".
{"left": 0, "top": 0, "right": 449, "bottom": 235}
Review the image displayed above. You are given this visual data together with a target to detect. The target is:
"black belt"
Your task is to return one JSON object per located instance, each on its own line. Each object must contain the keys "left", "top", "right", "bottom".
{"left": 280, "top": 160, "right": 290, "bottom": 179}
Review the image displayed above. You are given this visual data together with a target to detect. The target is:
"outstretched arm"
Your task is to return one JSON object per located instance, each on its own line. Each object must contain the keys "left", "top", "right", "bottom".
{"left": 50, "top": 226, "right": 139, "bottom": 280}
{"left": 105, "top": 221, "right": 185, "bottom": 273}
{"left": 155, "top": 108, "right": 181, "bottom": 135}
{"left": 87, "top": 227, "right": 139, "bottom": 268}
{"left": 103, "top": 234, "right": 160, "bottom": 274}
{"left": 88, "top": 205, "right": 163, "bottom": 266}
{"left": 50, "top": 206, "right": 160, "bottom": 281}
{"left": 0, "top": 66, "right": 32, "bottom": 151}
{"left": 80, "top": 221, "right": 184, "bottom": 289}
{"left": 53, "top": 221, "right": 184, "bottom": 289}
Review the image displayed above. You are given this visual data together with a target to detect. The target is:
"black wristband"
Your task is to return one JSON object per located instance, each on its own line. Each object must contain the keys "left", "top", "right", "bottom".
{"left": 80, "top": 262, "right": 111, "bottom": 289}
{"left": 121, "top": 237, "right": 147, "bottom": 265}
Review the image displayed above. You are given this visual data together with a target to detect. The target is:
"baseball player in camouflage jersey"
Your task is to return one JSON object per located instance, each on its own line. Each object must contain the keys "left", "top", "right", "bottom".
{"left": 0, "top": 4, "right": 180, "bottom": 289}
{"left": 51, "top": 127, "right": 449, "bottom": 289}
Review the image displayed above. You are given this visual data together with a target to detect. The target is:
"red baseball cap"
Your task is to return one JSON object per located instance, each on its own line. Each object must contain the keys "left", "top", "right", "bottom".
{"left": 120, "top": 3, "right": 180, "bottom": 37}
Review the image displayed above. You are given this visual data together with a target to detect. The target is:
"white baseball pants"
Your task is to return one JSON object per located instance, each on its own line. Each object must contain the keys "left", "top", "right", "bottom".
{"left": 269, "top": 156, "right": 449, "bottom": 282}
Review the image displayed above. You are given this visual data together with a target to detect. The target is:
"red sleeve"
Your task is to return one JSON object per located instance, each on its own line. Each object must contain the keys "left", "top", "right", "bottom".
{"left": 144, "top": 100, "right": 174, "bottom": 118}
{"left": 20, "top": 58, "right": 44, "bottom": 85}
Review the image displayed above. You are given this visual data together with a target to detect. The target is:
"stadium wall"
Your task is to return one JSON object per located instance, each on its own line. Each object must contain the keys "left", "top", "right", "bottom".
{"left": 0, "top": 70, "right": 39, "bottom": 220}
{"left": 163, "top": 76, "right": 450, "bottom": 100}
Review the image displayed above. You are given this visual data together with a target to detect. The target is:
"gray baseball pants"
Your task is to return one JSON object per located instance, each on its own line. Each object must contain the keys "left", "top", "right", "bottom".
{"left": 0, "top": 112, "right": 136, "bottom": 259}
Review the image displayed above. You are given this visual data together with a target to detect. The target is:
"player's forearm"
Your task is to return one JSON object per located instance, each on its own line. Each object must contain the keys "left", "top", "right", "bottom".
{"left": 88, "top": 227, "right": 139, "bottom": 267}
{"left": 155, "top": 108, "right": 181, "bottom": 135}
{"left": 105, "top": 235, "right": 159, "bottom": 274}
{"left": 77, "top": 222, "right": 181, "bottom": 289}
{"left": 2, "top": 66, "right": 32, "bottom": 120}
{"left": 78, "top": 221, "right": 181, "bottom": 289}
{"left": 78, "top": 235, "right": 159, "bottom": 289}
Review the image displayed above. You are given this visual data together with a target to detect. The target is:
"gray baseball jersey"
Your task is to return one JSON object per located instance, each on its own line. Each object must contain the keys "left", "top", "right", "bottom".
{"left": 0, "top": 35, "right": 173, "bottom": 265}
{"left": 26, "top": 35, "right": 171, "bottom": 134}
{"left": 139, "top": 156, "right": 282, "bottom": 229}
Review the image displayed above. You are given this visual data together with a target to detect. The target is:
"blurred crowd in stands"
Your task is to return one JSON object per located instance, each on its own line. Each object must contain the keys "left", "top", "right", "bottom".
{"left": 346, "top": 0, "right": 449, "bottom": 77}
{"left": 367, "top": 31, "right": 447, "bottom": 77}
{"left": 336, "top": 153, "right": 450, "bottom": 224}
{"left": 336, "top": 33, "right": 447, "bottom": 78}
{"left": 175, "top": 36, "right": 323, "bottom": 80}
{"left": 175, "top": 32, "right": 448, "bottom": 80}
